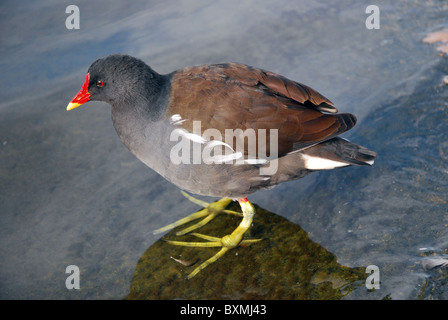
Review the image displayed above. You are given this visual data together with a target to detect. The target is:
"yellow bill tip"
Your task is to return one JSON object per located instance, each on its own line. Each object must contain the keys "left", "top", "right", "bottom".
{"left": 66, "top": 102, "right": 82, "bottom": 111}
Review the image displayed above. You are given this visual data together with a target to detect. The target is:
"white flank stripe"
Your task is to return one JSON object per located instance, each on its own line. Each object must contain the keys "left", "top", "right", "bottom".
{"left": 170, "top": 114, "right": 182, "bottom": 123}
{"left": 169, "top": 114, "right": 188, "bottom": 125}
{"left": 171, "top": 128, "right": 206, "bottom": 144}
{"left": 202, "top": 140, "right": 243, "bottom": 164}
{"left": 244, "top": 158, "right": 269, "bottom": 165}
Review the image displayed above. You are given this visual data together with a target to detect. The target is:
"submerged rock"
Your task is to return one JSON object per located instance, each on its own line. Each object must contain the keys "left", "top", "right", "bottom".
{"left": 125, "top": 202, "right": 366, "bottom": 300}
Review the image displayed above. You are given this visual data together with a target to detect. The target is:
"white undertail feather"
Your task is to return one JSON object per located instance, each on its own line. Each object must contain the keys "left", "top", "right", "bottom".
{"left": 300, "top": 153, "right": 350, "bottom": 170}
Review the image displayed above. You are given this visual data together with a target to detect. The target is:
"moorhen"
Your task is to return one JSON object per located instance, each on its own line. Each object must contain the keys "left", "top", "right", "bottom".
{"left": 67, "top": 54, "right": 376, "bottom": 279}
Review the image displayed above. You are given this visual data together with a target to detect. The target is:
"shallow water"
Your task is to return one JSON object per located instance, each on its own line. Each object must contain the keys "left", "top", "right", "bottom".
{"left": 1, "top": 0, "right": 447, "bottom": 299}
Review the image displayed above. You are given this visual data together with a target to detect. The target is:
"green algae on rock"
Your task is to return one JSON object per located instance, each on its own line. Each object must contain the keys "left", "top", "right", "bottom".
{"left": 125, "top": 202, "right": 366, "bottom": 300}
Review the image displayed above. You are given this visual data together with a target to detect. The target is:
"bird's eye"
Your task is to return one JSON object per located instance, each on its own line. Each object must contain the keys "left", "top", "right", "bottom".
{"left": 96, "top": 80, "right": 104, "bottom": 87}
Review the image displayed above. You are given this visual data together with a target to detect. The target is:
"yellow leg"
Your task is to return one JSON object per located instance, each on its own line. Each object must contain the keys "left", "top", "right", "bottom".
{"left": 164, "top": 197, "right": 261, "bottom": 279}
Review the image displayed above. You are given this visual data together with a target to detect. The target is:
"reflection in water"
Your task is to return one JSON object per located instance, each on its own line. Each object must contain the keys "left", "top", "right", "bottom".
{"left": 126, "top": 202, "right": 366, "bottom": 300}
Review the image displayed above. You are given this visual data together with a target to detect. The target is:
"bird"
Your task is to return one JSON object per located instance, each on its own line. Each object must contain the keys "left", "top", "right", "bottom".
{"left": 67, "top": 54, "right": 377, "bottom": 279}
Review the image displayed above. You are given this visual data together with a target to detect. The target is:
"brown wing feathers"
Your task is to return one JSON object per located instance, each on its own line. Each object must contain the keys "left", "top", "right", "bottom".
{"left": 259, "top": 71, "right": 337, "bottom": 113}
{"left": 167, "top": 63, "right": 356, "bottom": 156}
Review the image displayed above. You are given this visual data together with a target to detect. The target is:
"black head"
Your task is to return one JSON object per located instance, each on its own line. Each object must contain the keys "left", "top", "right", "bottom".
{"left": 67, "top": 54, "right": 162, "bottom": 110}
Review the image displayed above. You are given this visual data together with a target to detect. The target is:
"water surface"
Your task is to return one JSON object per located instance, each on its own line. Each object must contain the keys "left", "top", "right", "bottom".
{"left": 1, "top": 0, "right": 447, "bottom": 299}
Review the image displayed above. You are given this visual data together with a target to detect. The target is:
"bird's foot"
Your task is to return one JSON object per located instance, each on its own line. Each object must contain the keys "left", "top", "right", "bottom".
{"left": 153, "top": 191, "right": 241, "bottom": 236}
{"left": 157, "top": 194, "right": 261, "bottom": 279}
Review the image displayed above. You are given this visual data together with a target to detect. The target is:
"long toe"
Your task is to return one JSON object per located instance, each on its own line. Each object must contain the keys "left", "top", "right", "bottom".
{"left": 153, "top": 193, "right": 233, "bottom": 235}
{"left": 163, "top": 198, "right": 259, "bottom": 279}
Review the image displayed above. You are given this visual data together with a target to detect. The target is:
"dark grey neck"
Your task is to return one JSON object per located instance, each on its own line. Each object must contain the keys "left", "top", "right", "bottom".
{"left": 111, "top": 71, "right": 171, "bottom": 123}
{"left": 110, "top": 72, "right": 172, "bottom": 155}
